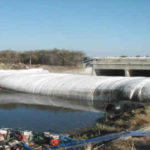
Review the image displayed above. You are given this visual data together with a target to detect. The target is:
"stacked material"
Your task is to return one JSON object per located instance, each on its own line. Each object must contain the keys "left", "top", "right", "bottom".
{"left": 0, "top": 69, "right": 150, "bottom": 102}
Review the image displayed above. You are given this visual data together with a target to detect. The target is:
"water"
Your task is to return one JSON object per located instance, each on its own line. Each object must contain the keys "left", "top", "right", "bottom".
{"left": 0, "top": 91, "right": 104, "bottom": 133}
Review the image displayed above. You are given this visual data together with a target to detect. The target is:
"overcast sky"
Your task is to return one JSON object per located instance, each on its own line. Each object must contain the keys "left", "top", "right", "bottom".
{"left": 0, "top": 0, "right": 150, "bottom": 57}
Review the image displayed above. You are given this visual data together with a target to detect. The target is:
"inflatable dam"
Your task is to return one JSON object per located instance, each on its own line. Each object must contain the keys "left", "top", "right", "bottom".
{"left": 0, "top": 69, "right": 150, "bottom": 103}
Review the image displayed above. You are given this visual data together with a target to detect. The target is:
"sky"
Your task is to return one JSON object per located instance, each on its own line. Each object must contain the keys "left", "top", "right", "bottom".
{"left": 0, "top": 0, "right": 150, "bottom": 57}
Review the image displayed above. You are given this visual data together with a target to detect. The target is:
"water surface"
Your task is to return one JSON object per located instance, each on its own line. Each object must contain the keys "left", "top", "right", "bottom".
{"left": 0, "top": 91, "right": 104, "bottom": 133}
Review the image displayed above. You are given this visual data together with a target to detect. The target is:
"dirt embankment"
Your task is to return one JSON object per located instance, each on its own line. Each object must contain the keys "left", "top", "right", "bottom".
{"left": 0, "top": 63, "right": 93, "bottom": 75}
{"left": 0, "top": 63, "right": 80, "bottom": 72}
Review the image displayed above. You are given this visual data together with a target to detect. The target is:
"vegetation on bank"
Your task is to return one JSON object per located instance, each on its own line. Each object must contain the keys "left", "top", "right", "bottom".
{"left": 72, "top": 105, "right": 150, "bottom": 150}
{"left": 0, "top": 49, "right": 85, "bottom": 66}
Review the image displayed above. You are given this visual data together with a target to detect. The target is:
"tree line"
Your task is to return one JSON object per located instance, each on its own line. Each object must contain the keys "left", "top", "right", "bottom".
{"left": 0, "top": 49, "right": 85, "bottom": 66}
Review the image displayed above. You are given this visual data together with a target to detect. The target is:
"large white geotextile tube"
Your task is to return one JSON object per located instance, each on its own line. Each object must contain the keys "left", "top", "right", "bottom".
{"left": 0, "top": 69, "right": 150, "bottom": 102}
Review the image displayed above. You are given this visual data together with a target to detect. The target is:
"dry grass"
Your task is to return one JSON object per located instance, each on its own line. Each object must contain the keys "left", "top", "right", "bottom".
{"left": 128, "top": 107, "right": 150, "bottom": 130}
{"left": 75, "top": 105, "right": 150, "bottom": 150}
{"left": 103, "top": 137, "right": 150, "bottom": 150}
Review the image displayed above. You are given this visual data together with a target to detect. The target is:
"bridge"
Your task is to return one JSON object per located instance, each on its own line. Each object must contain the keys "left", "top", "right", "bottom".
{"left": 85, "top": 57, "right": 150, "bottom": 77}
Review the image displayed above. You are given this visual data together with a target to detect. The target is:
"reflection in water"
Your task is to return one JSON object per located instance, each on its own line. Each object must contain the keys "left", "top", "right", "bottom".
{"left": 0, "top": 91, "right": 104, "bottom": 133}
{"left": 0, "top": 91, "right": 104, "bottom": 112}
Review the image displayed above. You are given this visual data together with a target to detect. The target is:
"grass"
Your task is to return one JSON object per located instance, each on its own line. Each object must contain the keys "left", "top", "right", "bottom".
{"left": 103, "top": 136, "right": 150, "bottom": 150}
{"left": 72, "top": 105, "right": 150, "bottom": 150}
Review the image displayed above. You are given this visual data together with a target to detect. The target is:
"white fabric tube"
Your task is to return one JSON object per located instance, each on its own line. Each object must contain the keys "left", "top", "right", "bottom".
{"left": 0, "top": 69, "right": 149, "bottom": 102}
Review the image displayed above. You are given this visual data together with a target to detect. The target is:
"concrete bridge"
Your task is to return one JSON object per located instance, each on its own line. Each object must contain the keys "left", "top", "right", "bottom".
{"left": 85, "top": 57, "right": 150, "bottom": 77}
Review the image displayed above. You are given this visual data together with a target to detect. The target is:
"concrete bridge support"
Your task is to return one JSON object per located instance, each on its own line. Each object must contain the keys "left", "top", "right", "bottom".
{"left": 125, "top": 70, "right": 130, "bottom": 77}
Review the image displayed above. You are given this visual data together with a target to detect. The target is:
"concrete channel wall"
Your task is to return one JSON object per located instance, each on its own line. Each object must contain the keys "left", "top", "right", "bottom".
{"left": 91, "top": 57, "right": 150, "bottom": 77}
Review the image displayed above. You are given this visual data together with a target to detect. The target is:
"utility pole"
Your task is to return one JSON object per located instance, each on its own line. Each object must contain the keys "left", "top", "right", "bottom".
{"left": 29, "top": 56, "right": 32, "bottom": 67}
